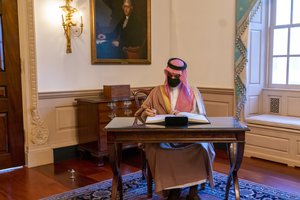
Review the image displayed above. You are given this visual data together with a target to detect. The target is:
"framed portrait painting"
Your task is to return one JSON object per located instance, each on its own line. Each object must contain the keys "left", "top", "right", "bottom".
{"left": 90, "top": 0, "right": 151, "bottom": 64}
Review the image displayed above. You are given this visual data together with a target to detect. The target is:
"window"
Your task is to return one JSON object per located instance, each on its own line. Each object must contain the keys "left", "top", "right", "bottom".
{"left": 268, "top": 0, "right": 300, "bottom": 88}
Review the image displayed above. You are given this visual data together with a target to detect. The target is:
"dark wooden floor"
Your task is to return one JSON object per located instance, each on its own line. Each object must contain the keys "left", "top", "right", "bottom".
{"left": 0, "top": 148, "right": 299, "bottom": 200}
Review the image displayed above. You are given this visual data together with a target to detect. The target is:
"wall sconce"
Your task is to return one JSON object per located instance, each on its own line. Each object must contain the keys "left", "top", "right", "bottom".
{"left": 60, "top": 0, "right": 83, "bottom": 53}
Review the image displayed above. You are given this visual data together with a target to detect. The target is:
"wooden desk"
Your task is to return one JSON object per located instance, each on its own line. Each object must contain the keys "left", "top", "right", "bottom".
{"left": 105, "top": 117, "right": 249, "bottom": 200}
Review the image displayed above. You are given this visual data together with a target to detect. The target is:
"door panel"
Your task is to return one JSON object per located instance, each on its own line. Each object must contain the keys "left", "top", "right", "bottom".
{"left": 0, "top": 0, "right": 25, "bottom": 170}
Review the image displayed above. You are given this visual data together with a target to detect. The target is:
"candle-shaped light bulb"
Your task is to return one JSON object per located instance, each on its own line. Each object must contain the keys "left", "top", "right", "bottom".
{"left": 61, "top": 14, "right": 65, "bottom": 25}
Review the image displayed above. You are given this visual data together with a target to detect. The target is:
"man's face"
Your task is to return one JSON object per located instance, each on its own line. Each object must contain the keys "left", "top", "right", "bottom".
{"left": 123, "top": 3, "right": 133, "bottom": 16}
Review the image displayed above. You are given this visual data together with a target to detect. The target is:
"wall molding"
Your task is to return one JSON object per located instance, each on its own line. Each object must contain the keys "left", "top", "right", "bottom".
{"left": 39, "top": 89, "right": 101, "bottom": 100}
{"left": 198, "top": 87, "right": 234, "bottom": 95}
{"left": 38, "top": 87, "right": 234, "bottom": 99}
{"left": 26, "top": 0, "right": 49, "bottom": 145}
{"left": 18, "top": 0, "right": 52, "bottom": 167}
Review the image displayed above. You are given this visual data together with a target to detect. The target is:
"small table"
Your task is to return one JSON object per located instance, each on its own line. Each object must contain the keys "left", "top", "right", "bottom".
{"left": 105, "top": 117, "right": 249, "bottom": 200}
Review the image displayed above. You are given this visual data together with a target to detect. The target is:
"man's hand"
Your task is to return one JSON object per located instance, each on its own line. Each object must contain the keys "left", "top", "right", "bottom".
{"left": 141, "top": 108, "right": 156, "bottom": 120}
{"left": 144, "top": 108, "right": 157, "bottom": 117}
{"left": 112, "top": 40, "right": 120, "bottom": 47}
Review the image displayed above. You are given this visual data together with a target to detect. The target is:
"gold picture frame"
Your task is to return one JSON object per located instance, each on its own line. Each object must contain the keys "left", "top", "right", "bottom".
{"left": 90, "top": 0, "right": 151, "bottom": 64}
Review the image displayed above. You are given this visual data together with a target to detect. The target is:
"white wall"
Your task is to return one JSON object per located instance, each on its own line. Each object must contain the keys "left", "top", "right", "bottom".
{"left": 171, "top": 0, "right": 235, "bottom": 88}
{"left": 34, "top": 0, "right": 235, "bottom": 92}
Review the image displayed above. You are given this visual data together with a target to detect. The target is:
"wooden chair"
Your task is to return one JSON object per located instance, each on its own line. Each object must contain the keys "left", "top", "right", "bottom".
{"left": 132, "top": 88, "right": 153, "bottom": 108}
{"left": 132, "top": 88, "right": 153, "bottom": 176}
{"left": 132, "top": 88, "right": 154, "bottom": 197}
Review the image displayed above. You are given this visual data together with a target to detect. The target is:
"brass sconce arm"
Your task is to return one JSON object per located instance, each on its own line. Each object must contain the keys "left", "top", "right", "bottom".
{"left": 60, "top": 0, "right": 83, "bottom": 53}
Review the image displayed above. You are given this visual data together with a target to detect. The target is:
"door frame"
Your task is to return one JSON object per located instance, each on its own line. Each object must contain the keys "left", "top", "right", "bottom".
{"left": 18, "top": 0, "right": 50, "bottom": 167}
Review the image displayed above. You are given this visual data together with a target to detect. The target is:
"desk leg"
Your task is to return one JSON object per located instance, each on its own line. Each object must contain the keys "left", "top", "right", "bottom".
{"left": 146, "top": 162, "right": 153, "bottom": 198}
{"left": 117, "top": 144, "right": 123, "bottom": 200}
{"left": 108, "top": 143, "right": 123, "bottom": 200}
{"left": 225, "top": 142, "right": 245, "bottom": 200}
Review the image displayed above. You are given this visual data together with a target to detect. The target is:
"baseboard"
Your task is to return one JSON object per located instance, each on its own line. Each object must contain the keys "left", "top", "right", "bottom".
{"left": 26, "top": 146, "right": 53, "bottom": 168}
{"left": 244, "top": 149, "right": 300, "bottom": 167}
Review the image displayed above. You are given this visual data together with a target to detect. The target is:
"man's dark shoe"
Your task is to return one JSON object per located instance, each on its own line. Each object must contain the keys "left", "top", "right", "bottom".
{"left": 167, "top": 188, "right": 181, "bottom": 200}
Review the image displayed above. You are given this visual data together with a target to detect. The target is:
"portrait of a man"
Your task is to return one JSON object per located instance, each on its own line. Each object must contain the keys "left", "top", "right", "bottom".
{"left": 91, "top": 0, "right": 151, "bottom": 64}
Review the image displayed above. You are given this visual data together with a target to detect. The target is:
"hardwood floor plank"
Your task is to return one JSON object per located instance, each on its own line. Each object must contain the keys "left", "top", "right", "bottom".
{"left": 214, "top": 150, "right": 300, "bottom": 196}
{"left": 0, "top": 167, "right": 69, "bottom": 200}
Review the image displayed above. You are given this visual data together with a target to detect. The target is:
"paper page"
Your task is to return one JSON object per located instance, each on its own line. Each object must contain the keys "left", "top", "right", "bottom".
{"left": 145, "top": 114, "right": 174, "bottom": 124}
{"left": 177, "top": 112, "right": 209, "bottom": 124}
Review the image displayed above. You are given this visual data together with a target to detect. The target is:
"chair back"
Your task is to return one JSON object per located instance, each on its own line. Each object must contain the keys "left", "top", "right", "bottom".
{"left": 132, "top": 88, "right": 153, "bottom": 109}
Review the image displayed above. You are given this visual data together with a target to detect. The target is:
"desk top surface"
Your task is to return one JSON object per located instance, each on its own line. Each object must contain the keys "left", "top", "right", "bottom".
{"left": 105, "top": 117, "right": 249, "bottom": 132}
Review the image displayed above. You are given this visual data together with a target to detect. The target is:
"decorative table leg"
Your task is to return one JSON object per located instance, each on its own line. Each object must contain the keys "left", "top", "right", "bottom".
{"left": 225, "top": 142, "right": 245, "bottom": 200}
{"left": 146, "top": 162, "right": 153, "bottom": 198}
{"left": 117, "top": 143, "right": 123, "bottom": 200}
{"left": 108, "top": 143, "right": 122, "bottom": 200}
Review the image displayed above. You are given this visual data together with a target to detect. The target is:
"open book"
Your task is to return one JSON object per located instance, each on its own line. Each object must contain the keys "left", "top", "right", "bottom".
{"left": 145, "top": 112, "right": 210, "bottom": 124}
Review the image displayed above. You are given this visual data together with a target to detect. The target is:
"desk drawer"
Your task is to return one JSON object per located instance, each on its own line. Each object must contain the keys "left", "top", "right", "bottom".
{"left": 98, "top": 100, "right": 137, "bottom": 111}
{"left": 99, "top": 108, "right": 136, "bottom": 123}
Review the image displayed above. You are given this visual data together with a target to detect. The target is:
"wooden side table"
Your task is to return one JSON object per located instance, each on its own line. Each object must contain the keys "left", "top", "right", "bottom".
{"left": 76, "top": 96, "right": 144, "bottom": 166}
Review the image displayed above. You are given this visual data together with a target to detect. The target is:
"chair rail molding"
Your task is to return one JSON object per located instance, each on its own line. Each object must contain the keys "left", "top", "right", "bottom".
{"left": 18, "top": 0, "right": 50, "bottom": 167}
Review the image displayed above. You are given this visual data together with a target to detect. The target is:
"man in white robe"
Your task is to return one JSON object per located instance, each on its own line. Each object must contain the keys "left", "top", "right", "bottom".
{"left": 135, "top": 58, "right": 215, "bottom": 200}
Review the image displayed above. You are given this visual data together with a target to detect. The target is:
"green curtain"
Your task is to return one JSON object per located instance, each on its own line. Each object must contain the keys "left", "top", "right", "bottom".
{"left": 235, "top": 0, "right": 261, "bottom": 119}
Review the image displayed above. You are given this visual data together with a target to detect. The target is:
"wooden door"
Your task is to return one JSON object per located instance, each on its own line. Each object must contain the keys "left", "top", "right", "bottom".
{"left": 0, "top": 0, "right": 25, "bottom": 169}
